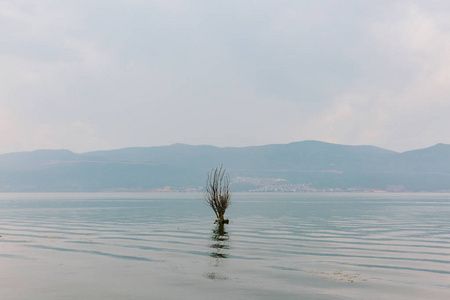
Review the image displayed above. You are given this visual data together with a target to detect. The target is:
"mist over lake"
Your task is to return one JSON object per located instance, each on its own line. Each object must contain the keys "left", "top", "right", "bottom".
{"left": 3, "top": 1, "right": 450, "bottom": 298}
{"left": 1, "top": 193, "right": 449, "bottom": 299}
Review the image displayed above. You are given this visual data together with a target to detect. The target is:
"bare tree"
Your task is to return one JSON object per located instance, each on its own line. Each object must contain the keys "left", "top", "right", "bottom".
{"left": 204, "top": 166, "right": 231, "bottom": 224}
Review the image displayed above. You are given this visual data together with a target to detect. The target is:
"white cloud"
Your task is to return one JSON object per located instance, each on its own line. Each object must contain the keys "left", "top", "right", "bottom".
{"left": 1, "top": 1, "right": 450, "bottom": 153}
{"left": 306, "top": 2, "right": 450, "bottom": 151}
{"left": 0, "top": 1, "right": 118, "bottom": 152}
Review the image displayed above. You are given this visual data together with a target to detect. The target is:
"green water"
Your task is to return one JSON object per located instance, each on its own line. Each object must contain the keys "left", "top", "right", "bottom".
{"left": 0, "top": 193, "right": 449, "bottom": 299}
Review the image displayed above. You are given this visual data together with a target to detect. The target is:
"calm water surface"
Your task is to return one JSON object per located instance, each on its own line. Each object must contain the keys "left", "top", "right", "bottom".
{"left": 0, "top": 193, "right": 449, "bottom": 299}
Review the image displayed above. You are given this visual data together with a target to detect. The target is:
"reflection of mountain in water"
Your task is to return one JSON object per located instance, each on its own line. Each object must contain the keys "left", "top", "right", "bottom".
{"left": 207, "top": 223, "right": 230, "bottom": 280}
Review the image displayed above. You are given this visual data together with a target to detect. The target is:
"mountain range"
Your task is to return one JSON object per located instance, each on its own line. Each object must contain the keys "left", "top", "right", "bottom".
{"left": 0, "top": 140, "right": 449, "bottom": 192}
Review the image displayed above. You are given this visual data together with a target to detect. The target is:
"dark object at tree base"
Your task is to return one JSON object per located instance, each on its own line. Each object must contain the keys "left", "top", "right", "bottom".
{"left": 215, "top": 219, "right": 229, "bottom": 224}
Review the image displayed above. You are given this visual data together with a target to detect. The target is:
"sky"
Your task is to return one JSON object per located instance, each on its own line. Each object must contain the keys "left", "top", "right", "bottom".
{"left": 1, "top": 0, "right": 450, "bottom": 154}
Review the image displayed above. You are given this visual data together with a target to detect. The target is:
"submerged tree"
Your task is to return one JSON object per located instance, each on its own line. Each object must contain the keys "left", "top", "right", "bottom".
{"left": 204, "top": 166, "right": 231, "bottom": 224}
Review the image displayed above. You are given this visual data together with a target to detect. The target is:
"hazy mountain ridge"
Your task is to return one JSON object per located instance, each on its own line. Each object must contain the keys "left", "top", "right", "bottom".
{"left": 0, "top": 141, "right": 449, "bottom": 192}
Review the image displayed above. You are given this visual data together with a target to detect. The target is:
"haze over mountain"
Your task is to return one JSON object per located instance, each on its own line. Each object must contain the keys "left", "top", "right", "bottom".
{"left": 0, "top": 141, "right": 449, "bottom": 192}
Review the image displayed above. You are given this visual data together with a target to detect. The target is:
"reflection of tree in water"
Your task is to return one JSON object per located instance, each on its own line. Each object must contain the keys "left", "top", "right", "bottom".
{"left": 206, "top": 223, "right": 230, "bottom": 280}
{"left": 211, "top": 223, "right": 229, "bottom": 258}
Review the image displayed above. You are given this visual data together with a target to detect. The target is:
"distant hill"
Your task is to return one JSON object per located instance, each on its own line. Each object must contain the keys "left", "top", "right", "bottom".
{"left": 0, "top": 141, "right": 449, "bottom": 192}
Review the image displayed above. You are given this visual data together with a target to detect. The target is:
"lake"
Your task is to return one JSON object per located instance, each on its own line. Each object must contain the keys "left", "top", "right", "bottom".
{"left": 0, "top": 193, "right": 449, "bottom": 299}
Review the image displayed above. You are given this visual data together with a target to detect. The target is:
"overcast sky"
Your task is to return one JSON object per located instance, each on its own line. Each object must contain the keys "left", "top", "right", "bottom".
{"left": 1, "top": 1, "right": 450, "bottom": 154}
